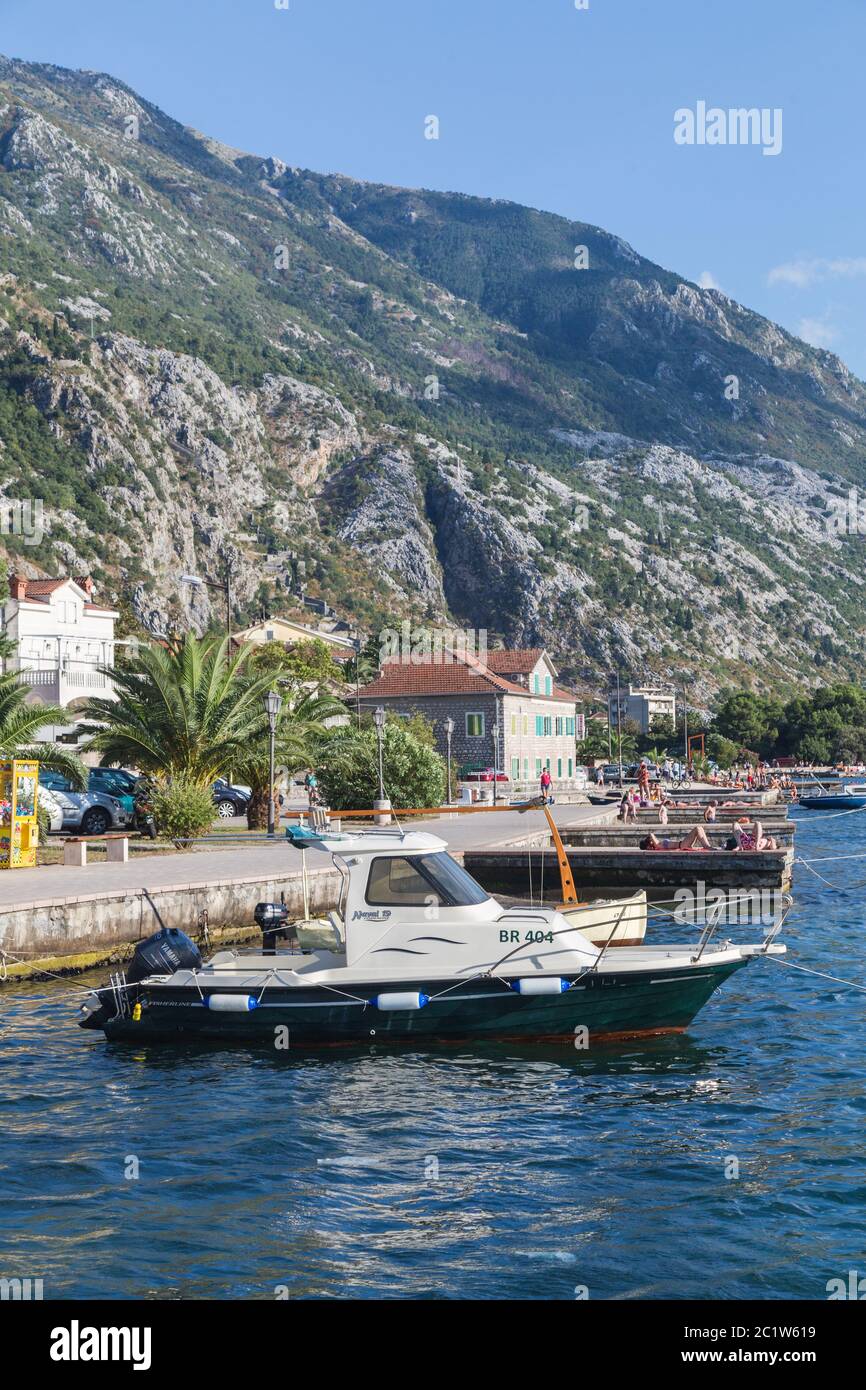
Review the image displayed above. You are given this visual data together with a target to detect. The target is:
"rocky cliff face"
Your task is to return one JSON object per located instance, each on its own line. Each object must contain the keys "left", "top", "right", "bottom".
{"left": 1, "top": 55, "right": 865, "bottom": 700}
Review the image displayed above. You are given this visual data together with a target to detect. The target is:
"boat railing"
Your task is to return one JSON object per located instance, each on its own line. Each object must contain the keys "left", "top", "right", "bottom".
{"left": 759, "top": 893, "right": 793, "bottom": 952}
{"left": 690, "top": 899, "right": 727, "bottom": 964}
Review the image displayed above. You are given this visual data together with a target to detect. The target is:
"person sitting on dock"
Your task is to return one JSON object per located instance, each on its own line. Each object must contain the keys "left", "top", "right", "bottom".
{"left": 733, "top": 818, "right": 778, "bottom": 851}
{"left": 639, "top": 825, "right": 716, "bottom": 852}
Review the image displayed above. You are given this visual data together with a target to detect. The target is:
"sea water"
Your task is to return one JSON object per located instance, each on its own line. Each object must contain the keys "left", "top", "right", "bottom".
{"left": 0, "top": 807, "right": 864, "bottom": 1300}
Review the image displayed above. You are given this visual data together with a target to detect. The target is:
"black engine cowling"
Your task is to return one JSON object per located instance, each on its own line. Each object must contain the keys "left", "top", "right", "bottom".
{"left": 127, "top": 927, "right": 202, "bottom": 984}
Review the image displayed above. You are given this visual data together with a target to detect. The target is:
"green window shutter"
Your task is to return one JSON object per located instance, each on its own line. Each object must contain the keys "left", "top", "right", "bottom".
{"left": 544, "top": 675, "right": 552, "bottom": 696}
{"left": 566, "top": 717, "right": 575, "bottom": 736}
{"left": 557, "top": 758, "right": 562, "bottom": 778}
{"left": 568, "top": 758, "right": 573, "bottom": 776}
{"left": 535, "top": 715, "right": 544, "bottom": 736}
{"left": 511, "top": 757, "right": 519, "bottom": 778}
{"left": 533, "top": 674, "right": 540, "bottom": 693}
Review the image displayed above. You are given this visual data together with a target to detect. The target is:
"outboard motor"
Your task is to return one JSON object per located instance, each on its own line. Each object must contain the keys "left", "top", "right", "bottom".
{"left": 254, "top": 901, "right": 290, "bottom": 954}
{"left": 79, "top": 926, "right": 202, "bottom": 1031}
{"left": 127, "top": 927, "right": 202, "bottom": 984}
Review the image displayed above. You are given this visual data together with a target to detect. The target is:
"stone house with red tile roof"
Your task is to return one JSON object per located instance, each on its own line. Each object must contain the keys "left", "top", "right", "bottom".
{"left": 357, "top": 647, "right": 579, "bottom": 785}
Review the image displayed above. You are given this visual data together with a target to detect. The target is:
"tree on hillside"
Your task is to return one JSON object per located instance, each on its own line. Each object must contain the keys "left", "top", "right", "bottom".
{"left": 713, "top": 691, "right": 784, "bottom": 758}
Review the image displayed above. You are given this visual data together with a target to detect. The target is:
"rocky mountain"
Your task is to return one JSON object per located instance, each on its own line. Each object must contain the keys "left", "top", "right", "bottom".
{"left": 2, "top": 53, "right": 866, "bottom": 701}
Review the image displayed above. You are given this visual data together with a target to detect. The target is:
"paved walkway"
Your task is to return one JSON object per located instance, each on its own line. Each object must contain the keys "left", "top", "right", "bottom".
{"left": 0, "top": 802, "right": 614, "bottom": 911}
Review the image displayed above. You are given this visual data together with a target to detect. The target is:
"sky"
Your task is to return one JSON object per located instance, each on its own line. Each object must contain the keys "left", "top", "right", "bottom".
{"left": 3, "top": 0, "right": 866, "bottom": 372}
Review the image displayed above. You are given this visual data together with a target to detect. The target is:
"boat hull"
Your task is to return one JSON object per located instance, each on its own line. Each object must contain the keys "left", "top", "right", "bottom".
{"left": 798, "top": 795, "right": 866, "bottom": 809}
{"left": 86, "top": 957, "right": 748, "bottom": 1047}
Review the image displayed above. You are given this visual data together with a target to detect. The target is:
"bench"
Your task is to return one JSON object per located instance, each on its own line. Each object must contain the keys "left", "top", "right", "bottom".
{"left": 63, "top": 833, "right": 133, "bottom": 867}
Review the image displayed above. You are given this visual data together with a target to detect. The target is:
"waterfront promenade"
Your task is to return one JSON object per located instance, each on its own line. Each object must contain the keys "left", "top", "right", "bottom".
{"left": 0, "top": 803, "right": 616, "bottom": 974}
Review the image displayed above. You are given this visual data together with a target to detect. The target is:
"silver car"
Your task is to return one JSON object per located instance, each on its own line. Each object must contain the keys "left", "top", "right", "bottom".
{"left": 38, "top": 784, "right": 128, "bottom": 836}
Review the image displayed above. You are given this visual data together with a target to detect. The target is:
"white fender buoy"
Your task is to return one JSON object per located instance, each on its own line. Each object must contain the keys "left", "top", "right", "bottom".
{"left": 203, "top": 994, "right": 259, "bottom": 1012}
{"left": 371, "top": 992, "right": 430, "bottom": 1011}
{"left": 508, "top": 977, "right": 569, "bottom": 996}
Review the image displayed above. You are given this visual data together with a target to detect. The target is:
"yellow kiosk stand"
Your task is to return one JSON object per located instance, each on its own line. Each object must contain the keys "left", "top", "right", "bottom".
{"left": 0, "top": 759, "right": 39, "bottom": 869}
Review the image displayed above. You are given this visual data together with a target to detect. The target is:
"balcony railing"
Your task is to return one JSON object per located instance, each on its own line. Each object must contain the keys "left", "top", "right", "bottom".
{"left": 18, "top": 666, "right": 112, "bottom": 691}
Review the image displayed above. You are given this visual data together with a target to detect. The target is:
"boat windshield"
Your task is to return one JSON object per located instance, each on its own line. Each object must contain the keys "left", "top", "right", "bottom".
{"left": 365, "top": 852, "right": 491, "bottom": 908}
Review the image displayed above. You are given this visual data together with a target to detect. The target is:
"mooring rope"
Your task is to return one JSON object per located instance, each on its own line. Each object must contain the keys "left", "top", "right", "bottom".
{"left": 763, "top": 954, "right": 866, "bottom": 994}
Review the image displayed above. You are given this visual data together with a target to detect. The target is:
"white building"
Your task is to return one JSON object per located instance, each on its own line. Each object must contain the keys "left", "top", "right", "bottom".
{"left": 1, "top": 574, "right": 120, "bottom": 741}
{"left": 609, "top": 683, "right": 677, "bottom": 735}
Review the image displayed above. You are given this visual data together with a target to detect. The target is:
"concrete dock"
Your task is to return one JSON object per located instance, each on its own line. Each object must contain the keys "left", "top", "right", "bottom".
{"left": 463, "top": 845, "right": 794, "bottom": 896}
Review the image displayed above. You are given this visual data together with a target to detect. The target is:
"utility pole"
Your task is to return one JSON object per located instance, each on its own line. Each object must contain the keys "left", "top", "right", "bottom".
{"left": 616, "top": 669, "right": 624, "bottom": 789}
{"left": 683, "top": 682, "right": 689, "bottom": 767}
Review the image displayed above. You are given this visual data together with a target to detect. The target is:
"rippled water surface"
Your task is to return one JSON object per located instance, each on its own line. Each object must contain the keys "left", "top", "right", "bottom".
{"left": 2, "top": 810, "right": 865, "bottom": 1300}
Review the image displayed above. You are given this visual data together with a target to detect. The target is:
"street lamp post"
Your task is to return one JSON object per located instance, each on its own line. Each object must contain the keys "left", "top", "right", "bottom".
{"left": 444, "top": 716, "right": 454, "bottom": 805}
{"left": 262, "top": 689, "right": 282, "bottom": 836}
{"left": 492, "top": 721, "right": 500, "bottom": 805}
{"left": 372, "top": 706, "right": 390, "bottom": 825}
{"left": 180, "top": 552, "right": 233, "bottom": 637}
{"left": 373, "top": 706, "right": 386, "bottom": 800}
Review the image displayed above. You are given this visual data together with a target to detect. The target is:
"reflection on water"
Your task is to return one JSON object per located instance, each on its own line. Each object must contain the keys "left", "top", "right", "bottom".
{"left": 1, "top": 810, "right": 865, "bottom": 1299}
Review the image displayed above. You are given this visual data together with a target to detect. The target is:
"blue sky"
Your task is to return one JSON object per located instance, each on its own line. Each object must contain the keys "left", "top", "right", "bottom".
{"left": 3, "top": 0, "right": 866, "bottom": 373}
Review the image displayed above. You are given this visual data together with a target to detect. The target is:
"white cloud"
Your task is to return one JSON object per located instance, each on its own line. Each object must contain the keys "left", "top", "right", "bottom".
{"left": 697, "top": 270, "right": 722, "bottom": 290}
{"left": 796, "top": 315, "right": 837, "bottom": 349}
{"left": 768, "top": 256, "right": 866, "bottom": 288}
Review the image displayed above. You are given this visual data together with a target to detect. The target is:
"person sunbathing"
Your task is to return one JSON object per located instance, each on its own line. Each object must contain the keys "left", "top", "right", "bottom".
{"left": 640, "top": 825, "right": 716, "bottom": 851}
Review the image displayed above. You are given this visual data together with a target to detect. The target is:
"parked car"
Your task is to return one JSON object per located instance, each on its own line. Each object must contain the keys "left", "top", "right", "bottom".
{"left": 36, "top": 774, "right": 128, "bottom": 836}
{"left": 459, "top": 766, "right": 510, "bottom": 783}
{"left": 37, "top": 786, "right": 65, "bottom": 833}
{"left": 212, "top": 779, "right": 251, "bottom": 818}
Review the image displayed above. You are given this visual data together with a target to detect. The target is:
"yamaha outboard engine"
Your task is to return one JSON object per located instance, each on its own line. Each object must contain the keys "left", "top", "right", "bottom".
{"left": 79, "top": 927, "right": 202, "bottom": 1031}
{"left": 254, "top": 901, "right": 290, "bottom": 954}
{"left": 127, "top": 927, "right": 202, "bottom": 984}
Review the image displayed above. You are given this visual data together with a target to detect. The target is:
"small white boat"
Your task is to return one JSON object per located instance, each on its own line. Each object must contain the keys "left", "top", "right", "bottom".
{"left": 79, "top": 825, "right": 786, "bottom": 1047}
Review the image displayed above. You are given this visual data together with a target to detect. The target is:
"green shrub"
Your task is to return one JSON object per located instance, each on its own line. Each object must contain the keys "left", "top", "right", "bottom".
{"left": 152, "top": 777, "right": 215, "bottom": 847}
{"left": 317, "top": 721, "right": 445, "bottom": 811}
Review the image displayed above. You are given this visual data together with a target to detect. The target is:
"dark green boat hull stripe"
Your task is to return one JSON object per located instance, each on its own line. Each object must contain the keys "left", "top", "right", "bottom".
{"left": 99, "top": 960, "right": 748, "bottom": 1044}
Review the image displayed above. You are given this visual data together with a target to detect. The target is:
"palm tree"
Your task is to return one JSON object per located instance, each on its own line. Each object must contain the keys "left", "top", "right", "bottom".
{"left": 82, "top": 633, "right": 280, "bottom": 783}
{"left": 230, "top": 686, "right": 347, "bottom": 828}
{"left": 0, "top": 666, "right": 87, "bottom": 786}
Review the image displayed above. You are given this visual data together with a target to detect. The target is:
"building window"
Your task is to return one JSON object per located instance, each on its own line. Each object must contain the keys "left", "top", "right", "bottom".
{"left": 543, "top": 717, "right": 552, "bottom": 736}
{"left": 510, "top": 714, "right": 517, "bottom": 736}
{"left": 523, "top": 758, "right": 529, "bottom": 778}
{"left": 523, "top": 715, "right": 528, "bottom": 735}
{"left": 557, "top": 758, "right": 563, "bottom": 778}
{"left": 466, "top": 712, "right": 485, "bottom": 737}
{"left": 555, "top": 717, "right": 563, "bottom": 736}
{"left": 533, "top": 674, "right": 540, "bottom": 694}
{"left": 535, "top": 715, "right": 544, "bottom": 736}
{"left": 568, "top": 758, "right": 573, "bottom": 776}
{"left": 511, "top": 756, "right": 519, "bottom": 779}
{"left": 535, "top": 758, "right": 542, "bottom": 776}
{"left": 544, "top": 675, "right": 552, "bottom": 696}
{"left": 566, "top": 717, "right": 575, "bottom": 736}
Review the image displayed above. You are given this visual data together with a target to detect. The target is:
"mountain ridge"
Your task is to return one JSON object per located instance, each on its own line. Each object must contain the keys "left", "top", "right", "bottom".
{"left": 1, "top": 54, "right": 865, "bottom": 703}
